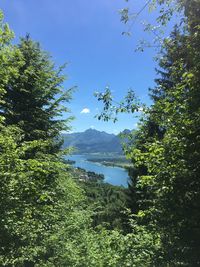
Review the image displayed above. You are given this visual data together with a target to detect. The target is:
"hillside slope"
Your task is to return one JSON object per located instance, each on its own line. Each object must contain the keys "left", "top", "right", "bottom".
{"left": 62, "top": 129, "right": 131, "bottom": 154}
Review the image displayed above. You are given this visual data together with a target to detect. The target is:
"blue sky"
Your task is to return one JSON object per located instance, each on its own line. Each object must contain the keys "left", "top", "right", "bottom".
{"left": 1, "top": 0, "right": 178, "bottom": 134}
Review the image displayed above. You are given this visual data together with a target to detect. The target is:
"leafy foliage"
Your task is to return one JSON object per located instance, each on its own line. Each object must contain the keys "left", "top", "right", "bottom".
{"left": 77, "top": 171, "right": 128, "bottom": 230}
{"left": 97, "top": 0, "right": 200, "bottom": 265}
{"left": 0, "top": 12, "right": 83, "bottom": 266}
{"left": 1, "top": 0, "right": 200, "bottom": 265}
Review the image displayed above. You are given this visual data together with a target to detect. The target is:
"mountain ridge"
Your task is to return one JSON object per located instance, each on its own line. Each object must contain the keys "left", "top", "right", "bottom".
{"left": 62, "top": 128, "right": 131, "bottom": 154}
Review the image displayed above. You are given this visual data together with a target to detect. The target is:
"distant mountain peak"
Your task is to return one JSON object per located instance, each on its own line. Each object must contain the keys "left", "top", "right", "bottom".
{"left": 62, "top": 128, "right": 123, "bottom": 154}
{"left": 85, "top": 128, "right": 114, "bottom": 134}
{"left": 85, "top": 128, "right": 98, "bottom": 133}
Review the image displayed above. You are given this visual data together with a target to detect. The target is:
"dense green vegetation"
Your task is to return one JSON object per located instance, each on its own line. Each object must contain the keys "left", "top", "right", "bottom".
{"left": 1, "top": 0, "right": 200, "bottom": 265}
{"left": 97, "top": 0, "right": 200, "bottom": 265}
{"left": 72, "top": 167, "right": 127, "bottom": 230}
{"left": 0, "top": 13, "right": 82, "bottom": 265}
{"left": 0, "top": 10, "right": 156, "bottom": 266}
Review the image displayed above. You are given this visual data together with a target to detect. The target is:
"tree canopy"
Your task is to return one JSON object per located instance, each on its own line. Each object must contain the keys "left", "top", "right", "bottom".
{"left": 96, "top": 0, "right": 200, "bottom": 265}
{"left": 1, "top": 0, "right": 200, "bottom": 265}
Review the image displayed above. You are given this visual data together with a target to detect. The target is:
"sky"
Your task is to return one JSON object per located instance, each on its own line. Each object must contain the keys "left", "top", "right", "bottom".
{"left": 1, "top": 0, "right": 178, "bottom": 134}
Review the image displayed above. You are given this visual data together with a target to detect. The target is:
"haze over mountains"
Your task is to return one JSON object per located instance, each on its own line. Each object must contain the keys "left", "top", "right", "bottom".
{"left": 62, "top": 128, "right": 131, "bottom": 154}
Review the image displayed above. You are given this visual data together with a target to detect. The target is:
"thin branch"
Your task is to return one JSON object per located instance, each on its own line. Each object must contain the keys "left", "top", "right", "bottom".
{"left": 127, "top": 0, "right": 152, "bottom": 32}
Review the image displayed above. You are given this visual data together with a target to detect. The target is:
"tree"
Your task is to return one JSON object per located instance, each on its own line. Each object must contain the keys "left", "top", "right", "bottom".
{"left": 150, "top": 2, "right": 200, "bottom": 264}
{"left": 0, "top": 34, "right": 74, "bottom": 154}
{"left": 96, "top": 0, "right": 200, "bottom": 265}
{"left": 0, "top": 12, "right": 23, "bottom": 125}
{"left": 0, "top": 12, "right": 82, "bottom": 266}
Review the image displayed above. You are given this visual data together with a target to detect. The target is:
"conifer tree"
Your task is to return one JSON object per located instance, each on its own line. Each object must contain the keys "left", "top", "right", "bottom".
{"left": 97, "top": 0, "right": 200, "bottom": 265}
{"left": 126, "top": 1, "right": 200, "bottom": 264}
{"left": 0, "top": 34, "right": 73, "bottom": 154}
{"left": 0, "top": 13, "right": 81, "bottom": 266}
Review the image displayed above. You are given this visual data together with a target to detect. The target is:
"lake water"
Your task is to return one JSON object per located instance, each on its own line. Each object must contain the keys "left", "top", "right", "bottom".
{"left": 66, "top": 154, "right": 129, "bottom": 187}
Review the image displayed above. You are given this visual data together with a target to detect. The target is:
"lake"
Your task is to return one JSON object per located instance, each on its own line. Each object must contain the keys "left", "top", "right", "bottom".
{"left": 66, "top": 154, "right": 129, "bottom": 187}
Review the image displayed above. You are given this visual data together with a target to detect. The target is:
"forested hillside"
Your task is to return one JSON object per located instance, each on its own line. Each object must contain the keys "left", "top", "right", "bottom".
{"left": 62, "top": 128, "right": 123, "bottom": 153}
{"left": 0, "top": 0, "right": 200, "bottom": 266}
{"left": 62, "top": 129, "right": 133, "bottom": 154}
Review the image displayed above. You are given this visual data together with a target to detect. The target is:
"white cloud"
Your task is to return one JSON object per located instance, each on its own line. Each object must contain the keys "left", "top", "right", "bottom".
{"left": 90, "top": 125, "right": 95, "bottom": 129}
{"left": 80, "top": 108, "right": 90, "bottom": 114}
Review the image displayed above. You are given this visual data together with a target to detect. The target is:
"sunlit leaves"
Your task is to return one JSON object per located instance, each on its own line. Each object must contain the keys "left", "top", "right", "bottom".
{"left": 95, "top": 87, "right": 143, "bottom": 122}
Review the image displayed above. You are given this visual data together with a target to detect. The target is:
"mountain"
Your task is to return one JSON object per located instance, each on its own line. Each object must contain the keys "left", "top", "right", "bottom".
{"left": 62, "top": 129, "right": 130, "bottom": 154}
